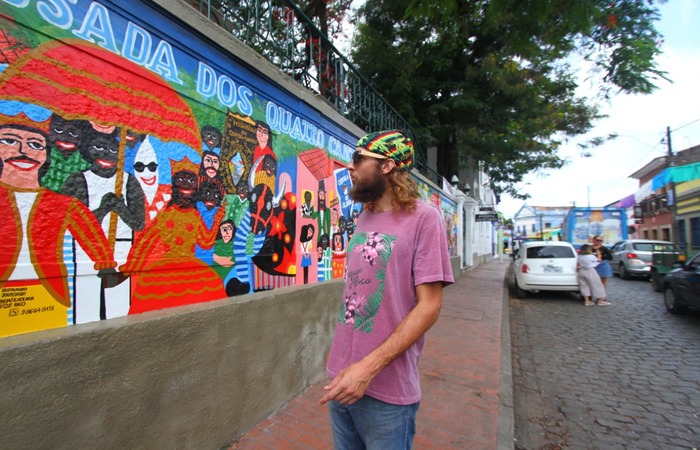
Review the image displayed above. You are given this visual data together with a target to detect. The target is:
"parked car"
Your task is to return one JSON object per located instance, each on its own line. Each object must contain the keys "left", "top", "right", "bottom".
{"left": 511, "top": 238, "right": 540, "bottom": 259}
{"left": 610, "top": 239, "right": 681, "bottom": 280}
{"left": 663, "top": 253, "right": 700, "bottom": 314}
{"left": 513, "top": 241, "right": 579, "bottom": 298}
{"left": 650, "top": 247, "right": 686, "bottom": 292}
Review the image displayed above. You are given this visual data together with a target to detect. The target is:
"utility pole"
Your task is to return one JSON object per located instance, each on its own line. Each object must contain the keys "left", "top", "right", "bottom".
{"left": 587, "top": 186, "right": 590, "bottom": 207}
{"left": 666, "top": 126, "right": 680, "bottom": 246}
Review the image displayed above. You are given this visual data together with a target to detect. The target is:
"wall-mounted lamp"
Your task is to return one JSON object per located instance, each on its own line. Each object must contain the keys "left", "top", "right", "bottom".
{"left": 450, "top": 175, "right": 472, "bottom": 195}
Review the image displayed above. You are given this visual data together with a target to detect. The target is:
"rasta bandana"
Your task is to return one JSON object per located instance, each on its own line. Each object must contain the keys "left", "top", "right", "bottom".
{"left": 356, "top": 130, "right": 414, "bottom": 170}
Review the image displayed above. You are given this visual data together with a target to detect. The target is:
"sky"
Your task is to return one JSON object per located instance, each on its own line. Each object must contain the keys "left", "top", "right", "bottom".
{"left": 497, "top": 0, "right": 700, "bottom": 219}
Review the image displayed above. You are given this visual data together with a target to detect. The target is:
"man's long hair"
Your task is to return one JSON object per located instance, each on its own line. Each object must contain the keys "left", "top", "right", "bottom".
{"left": 364, "top": 169, "right": 419, "bottom": 212}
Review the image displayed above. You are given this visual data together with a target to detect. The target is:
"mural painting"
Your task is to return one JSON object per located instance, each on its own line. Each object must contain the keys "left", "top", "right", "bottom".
{"left": 0, "top": 0, "right": 457, "bottom": 339}
{"left": 416, "top": 180, "right": 459, "bottom": 257}
{"left": 0, "top": 0, "right": 359, "bottom": 337}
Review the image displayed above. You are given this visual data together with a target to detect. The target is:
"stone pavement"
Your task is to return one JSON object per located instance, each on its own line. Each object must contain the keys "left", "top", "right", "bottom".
{"left": 227, "top": 256, "right": 514, "bottom": 449}
{"left": 510, "top": 275, "right": 700, "bottom": 449}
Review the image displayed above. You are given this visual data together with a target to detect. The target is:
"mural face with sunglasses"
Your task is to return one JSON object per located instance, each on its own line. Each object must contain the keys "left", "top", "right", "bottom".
{"left": 134, "top": 161, "right": 158, "bottom": 173}
{"left": 133, "top": 136, "right": 160, "bottom": 190}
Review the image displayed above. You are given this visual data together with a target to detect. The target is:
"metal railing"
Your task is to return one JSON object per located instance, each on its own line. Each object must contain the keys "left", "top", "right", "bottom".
{"left": 188, "top": 0, "right": 441, "bottom": 185}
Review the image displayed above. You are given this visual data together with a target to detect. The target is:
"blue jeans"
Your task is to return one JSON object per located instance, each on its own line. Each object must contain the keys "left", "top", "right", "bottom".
{"left": 329, "top": 396, "right": 419, "bottom": 450}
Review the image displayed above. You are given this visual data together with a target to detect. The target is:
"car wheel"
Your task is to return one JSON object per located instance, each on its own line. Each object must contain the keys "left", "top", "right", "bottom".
{"left": 619, "top": 263, "right": 631, "bottom": 280}
{"left": 514, "top": 279, "right": 528, "bottom": 299}
{"left": 650, "top": 272, "right": 663, "bottom": 292}
{"left": 664, "top": 285, "right": 686, "bottom": 314}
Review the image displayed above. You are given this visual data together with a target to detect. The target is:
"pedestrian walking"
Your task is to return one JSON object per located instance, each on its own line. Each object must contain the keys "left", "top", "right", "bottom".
{"left": 577, "top": 244, "right": 610, "bottom": 306}
{"left": 319, "top": 130, "right": 454, "bottom": 449}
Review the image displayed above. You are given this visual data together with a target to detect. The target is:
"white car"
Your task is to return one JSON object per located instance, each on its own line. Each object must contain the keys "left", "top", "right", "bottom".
{"left": 513, "top": 241, "right": 579, "bottom": 298}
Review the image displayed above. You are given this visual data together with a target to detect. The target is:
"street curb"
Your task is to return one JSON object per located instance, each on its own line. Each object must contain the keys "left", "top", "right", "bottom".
{"left": 498, "top": 259, "right": 515, "bottom": 449}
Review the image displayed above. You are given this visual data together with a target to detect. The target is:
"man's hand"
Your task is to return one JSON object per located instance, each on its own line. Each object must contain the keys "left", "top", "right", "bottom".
{"left": 319, "top": 360, "right": 375, "bottom": 406}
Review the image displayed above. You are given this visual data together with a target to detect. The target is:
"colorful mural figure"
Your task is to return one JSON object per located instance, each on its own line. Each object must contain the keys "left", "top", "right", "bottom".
{"left": 316, "top": 232, "right": 332, "bottom": 282}
{"left": 62, "top": 125, "right": 145, "bottom": 322}
{"left": 131, "top": 136, "right": 172, "bottom": 227}
{"left": 213, "top": 219, "right": 236, "bottom": 282}
{"left": 121, "top": 160, "right": 226, "bottom": 314}
{"left": 253, "top": 121, "right": 274, "bottom": 165}
{"left": 201, "top": 125, "right": 222, "bottom": 156}
{"left": 198, "top": 151, "right": 224, "bottom": 188}
{"left": 195, "top": 178, "right": 226, "bottom": 265}
{"left": 0, "top": 114, "right": 118, "bottom": 336}
{"left": 301, "top": 190, "right": 315, "bottom": 217}
{"left": 252, "top": 188, "right": 297, "bottom": 287}
{"left": 41, "top": 115, "right": 91, "bottom": 192}
{"left": 300, "top": 223, "right": 315, "bottom": 284}
{"left": 315, "top": 179, "right": 330, "bottom": 238}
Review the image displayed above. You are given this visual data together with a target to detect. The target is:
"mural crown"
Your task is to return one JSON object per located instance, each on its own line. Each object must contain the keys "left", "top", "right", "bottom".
{"left": 170, "top": 156, "right": 199, "bottom": 175}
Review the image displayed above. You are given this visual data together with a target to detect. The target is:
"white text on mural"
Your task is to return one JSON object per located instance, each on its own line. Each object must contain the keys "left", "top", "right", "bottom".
{"left": 4, "top": 0, "right": 255, "bottom": 116}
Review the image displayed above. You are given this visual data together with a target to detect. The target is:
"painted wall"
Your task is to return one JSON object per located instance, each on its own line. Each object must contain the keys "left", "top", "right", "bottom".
{"left": 0, "top": 0, "right": 458, "bottom": 340}
{"left": 0, "top": 0, "right": 364, "bottom": 338}
{"left": 0, "top": 0, "right": 456, "bottom": 337}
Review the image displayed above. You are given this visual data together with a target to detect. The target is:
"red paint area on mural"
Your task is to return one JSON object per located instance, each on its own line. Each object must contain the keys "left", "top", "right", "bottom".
{"left": 0, "top": 39, "right": 200, "bottom": 149}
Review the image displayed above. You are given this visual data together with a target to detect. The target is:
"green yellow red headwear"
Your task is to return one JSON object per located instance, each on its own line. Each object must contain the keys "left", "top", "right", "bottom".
{"left": 356, "top": 130, "right": 414, "bottom": 170}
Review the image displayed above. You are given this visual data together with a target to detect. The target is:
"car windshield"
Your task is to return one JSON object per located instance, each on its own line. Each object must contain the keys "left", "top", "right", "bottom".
{"left": 526, "top": 246, "right": 575, "bottom": 259}
{"left": 633, "top": 243, "right": 678, "bottom": 252}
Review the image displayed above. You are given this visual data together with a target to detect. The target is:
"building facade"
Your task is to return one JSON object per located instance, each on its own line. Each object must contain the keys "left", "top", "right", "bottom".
{"left": 512, "top": 204, "right": 570, "bottom": 241}
{"left": 629, "top": 145, "right": 700, "bottom": 254}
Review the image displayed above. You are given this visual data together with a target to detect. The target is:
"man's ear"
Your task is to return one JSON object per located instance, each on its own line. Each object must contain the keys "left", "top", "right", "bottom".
{"left": 381, "top": 158, "right": 396, "bottom": 174}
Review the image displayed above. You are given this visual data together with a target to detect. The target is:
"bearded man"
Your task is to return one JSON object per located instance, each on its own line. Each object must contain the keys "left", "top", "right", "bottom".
{"left": 319, "top": 130, "right": 454, "bottom": 449}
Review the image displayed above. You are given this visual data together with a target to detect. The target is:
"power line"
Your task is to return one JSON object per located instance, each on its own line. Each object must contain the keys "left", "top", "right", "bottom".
{"left": 671, "top": 117, "right": 700, "bottom": 134}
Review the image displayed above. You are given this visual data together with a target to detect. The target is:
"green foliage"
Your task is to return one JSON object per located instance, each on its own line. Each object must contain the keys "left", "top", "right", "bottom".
{"left": 349, "top": 0, "right": 668, "bottom": 198}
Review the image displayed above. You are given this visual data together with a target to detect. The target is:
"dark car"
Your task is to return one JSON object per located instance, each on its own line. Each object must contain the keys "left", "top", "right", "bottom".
{"left": 663, "top": 253, "right": 700, "bottom": 314}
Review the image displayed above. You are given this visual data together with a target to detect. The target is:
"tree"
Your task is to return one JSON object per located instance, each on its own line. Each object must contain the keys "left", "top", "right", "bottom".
{"left": 200, "top": 0, "right": 352, "bottom": 101}
{"left": 349, "top": 0, "right": 668, "bottom": 198}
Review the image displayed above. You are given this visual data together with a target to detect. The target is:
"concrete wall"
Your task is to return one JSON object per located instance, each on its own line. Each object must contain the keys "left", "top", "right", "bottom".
{"left": 1, "top": 259, "right": 462, "bottom": 449}
{"left": 0, "top": 279, "right": 343, "bottom": 449}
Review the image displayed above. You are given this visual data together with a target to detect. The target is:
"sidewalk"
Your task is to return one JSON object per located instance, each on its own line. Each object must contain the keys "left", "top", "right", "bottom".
{"left": 227, "top": 256, "right": 513, "bottom": 450}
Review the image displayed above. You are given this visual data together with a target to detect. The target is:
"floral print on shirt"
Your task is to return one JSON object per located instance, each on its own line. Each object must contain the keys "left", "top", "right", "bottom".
{"left": 338, "top": 231, "right": 396, "bottom": 333}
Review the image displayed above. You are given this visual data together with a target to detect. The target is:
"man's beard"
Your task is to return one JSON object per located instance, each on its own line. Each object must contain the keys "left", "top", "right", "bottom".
{"left": 349, "top": 166, "right": 387, "bottom": 203}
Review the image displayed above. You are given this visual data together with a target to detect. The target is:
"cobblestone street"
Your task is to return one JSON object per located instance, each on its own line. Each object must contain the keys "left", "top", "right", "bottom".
{"left": 510, "top": 273, "right": 700, "bottom": 450}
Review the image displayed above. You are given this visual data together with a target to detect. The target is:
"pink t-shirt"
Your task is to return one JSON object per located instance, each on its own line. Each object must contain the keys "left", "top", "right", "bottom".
{"left": 326, "top": 201, "right": 454, "bottom": 405}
